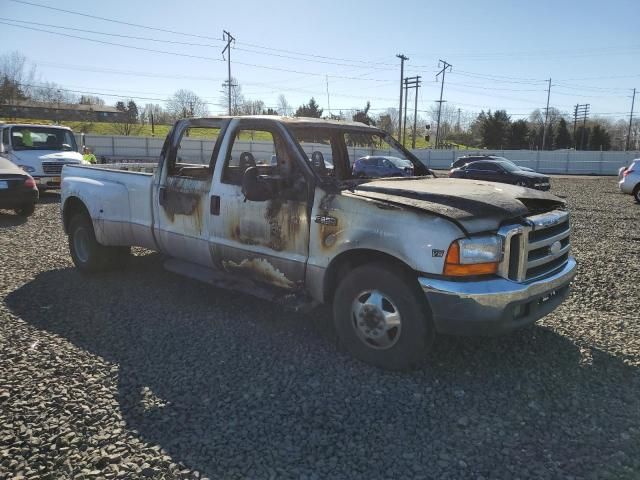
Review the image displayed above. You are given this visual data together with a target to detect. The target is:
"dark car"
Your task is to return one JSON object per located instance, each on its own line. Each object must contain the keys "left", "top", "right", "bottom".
{"left": 352, "top": 155, "right": 414, "bottom": 178}
{"left": 451, "top": 155, "right": 534, "bottom": 172}
{"left": 449, "top": 159, "right": 551, "bottom": 191}
{"left": 0, "top": 157, "right": 39, "bottom": 216}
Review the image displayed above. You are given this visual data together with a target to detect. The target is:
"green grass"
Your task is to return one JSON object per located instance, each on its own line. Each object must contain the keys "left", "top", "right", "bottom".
{"left": 2, "top": 117, "right": 474, "bottom": 148}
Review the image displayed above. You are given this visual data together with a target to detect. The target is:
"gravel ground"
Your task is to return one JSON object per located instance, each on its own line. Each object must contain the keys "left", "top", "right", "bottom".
{"left": 1, "top": 177, "right": 639, "bottom": 480}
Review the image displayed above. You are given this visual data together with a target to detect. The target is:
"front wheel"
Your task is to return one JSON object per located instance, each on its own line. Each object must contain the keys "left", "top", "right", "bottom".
{"left": 332, "top": 263, "right": 435, "bottom": 370}
{"left": 14, "top": 203, "right": 35, "bottom": 217}
{"left": 68, "top": 213, "right": 130, "bottom": 272}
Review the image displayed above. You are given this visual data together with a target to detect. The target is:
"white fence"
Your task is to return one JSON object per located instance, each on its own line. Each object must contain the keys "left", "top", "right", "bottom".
{"left": 81, "top": 134, "right": 640, "bottom": 175}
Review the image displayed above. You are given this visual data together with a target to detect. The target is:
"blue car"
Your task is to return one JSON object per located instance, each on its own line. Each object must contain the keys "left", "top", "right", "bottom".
{"left": 352, "top": 155, "right": 414, "bottom": 178}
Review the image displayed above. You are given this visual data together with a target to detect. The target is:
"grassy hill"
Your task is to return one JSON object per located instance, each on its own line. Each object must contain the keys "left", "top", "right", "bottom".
{"left": 2, "top": 117, "right": 474, "bottom": 149}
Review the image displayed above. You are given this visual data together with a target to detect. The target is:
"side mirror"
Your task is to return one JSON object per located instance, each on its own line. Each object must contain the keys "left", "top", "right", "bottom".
{"left": 242, "top": 166, "right": 275, "bottom": 202}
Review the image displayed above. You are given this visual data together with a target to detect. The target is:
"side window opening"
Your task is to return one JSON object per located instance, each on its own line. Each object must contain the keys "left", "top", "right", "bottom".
{"left": 222, "top": 128, "right": 307, "bottom": 201}
{"left": 169, "top": 126, "right": 221, "bottom": 179}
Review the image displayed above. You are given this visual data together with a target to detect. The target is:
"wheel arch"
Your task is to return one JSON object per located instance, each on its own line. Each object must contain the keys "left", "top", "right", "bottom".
{"left": 323, "top": 248, "right": 419, "bottom": 304}
{"left": 62, "top": 196, "right": 91, "bottom": 234}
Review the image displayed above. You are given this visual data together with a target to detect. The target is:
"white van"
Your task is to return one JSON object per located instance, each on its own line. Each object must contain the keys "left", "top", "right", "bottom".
{"left": 0, "top": 123, "right": 87, "bottom": 190}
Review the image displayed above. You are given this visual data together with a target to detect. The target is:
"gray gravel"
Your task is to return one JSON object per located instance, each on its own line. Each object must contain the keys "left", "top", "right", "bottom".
{"left": 1, "top": 177, "right": 639, "bottom": 480}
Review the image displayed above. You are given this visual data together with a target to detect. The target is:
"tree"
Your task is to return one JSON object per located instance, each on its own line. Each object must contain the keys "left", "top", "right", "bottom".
{"left": 167, "top": 89, "right": 208, "bottom": 119}
{"left": 263, "top": 107, "right": 278, "bottom": 115}
{"left": 480, "top": 110, "right": 511, "bottom": 149}
{"left": 0, "top": 51, "right": 36, "bottom": 102}
{"left": 509, "top": 119, "right": 529, "bottom": 149}
{"left": 277, "top": 94, "right": 291, "bottom": 116}
{"left": 295, "top": 97, "right": 323, "bottom": 118}
{"left": 240, "top": 99, "right": 265, "bottom": 116}
{"left": 79, "top": 95, "right": 105, "bottom": 106}
{"left": 555, "top": 118, "right": 571, "bottom": 149}
{"left": 113, "top": 99, "right": 141, "bottom": 136}
{"left": 352, "top": 101, "right": 375, "bottom": 126}
{"left": 589, "top": 124, "right": 611, "bottom": 151}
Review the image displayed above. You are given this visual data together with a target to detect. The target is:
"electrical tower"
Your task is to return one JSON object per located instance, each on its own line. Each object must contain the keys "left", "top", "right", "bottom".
{"left": 435, "top": 59, "right": 452, "bottom": 149}
{"left": 573, "top": 104, "right": 590, "bottom": 150}
{"left": 222, "top": 30, "right": 235, "bottom": 115}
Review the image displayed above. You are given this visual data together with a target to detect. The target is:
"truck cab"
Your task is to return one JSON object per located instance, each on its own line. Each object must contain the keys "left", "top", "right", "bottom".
{"left": 0, "top": 123, "right": 86, "bottom": 190}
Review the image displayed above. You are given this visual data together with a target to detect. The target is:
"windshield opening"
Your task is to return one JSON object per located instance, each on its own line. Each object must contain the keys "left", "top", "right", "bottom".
{"left": 288, "top": 126, "right": 430, "bottom": 182}
{"left": 497, "top": 161, "right": 521, "bottom": 172}
{"left": 10, "top": 127, "right": 77, "bottom": 152}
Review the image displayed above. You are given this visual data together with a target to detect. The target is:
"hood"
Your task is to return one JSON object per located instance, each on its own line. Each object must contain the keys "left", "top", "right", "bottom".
{"left": 10, "top": 150, "right": 83, "bottom": 166}
{"left": 0, "top": 157, "right": 27, "bottom": 176}
{"left": 350, "top": 177, "right": 564, "bottom": 233}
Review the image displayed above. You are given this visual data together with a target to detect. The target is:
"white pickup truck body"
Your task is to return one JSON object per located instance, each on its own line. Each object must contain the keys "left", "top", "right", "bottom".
{"left": 61, "top": 116, "right": 577, "bottom": 369}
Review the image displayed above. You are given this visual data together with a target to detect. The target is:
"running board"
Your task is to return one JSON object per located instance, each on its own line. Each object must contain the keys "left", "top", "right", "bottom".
{"left": 163, "top": 257, "right": 317, "bottom": 313}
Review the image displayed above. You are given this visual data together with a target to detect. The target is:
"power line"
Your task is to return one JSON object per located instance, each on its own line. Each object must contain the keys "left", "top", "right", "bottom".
{"left": 6, "top": 0, "right": 398, "bottom": 69}
{"left": 0, "top": 21, "right": 396, "bottom": 82}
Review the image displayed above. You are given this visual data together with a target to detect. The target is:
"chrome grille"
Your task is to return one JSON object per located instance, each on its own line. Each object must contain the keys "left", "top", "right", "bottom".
{"left": 42, "top": 162, "right": 65, "bottom": 175}
{"left": 498, "top": 210, "right": 570, "bottom": 282}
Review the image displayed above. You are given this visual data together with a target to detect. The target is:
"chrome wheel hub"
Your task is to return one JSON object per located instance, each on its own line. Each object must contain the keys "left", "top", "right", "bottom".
{"left": 351, "top": 290, "right": 402, "bottom": 350}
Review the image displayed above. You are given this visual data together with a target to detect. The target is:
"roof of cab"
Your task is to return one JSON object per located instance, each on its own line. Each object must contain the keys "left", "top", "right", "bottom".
{"left": 1, "top": 123, "right": 73, "bottom": 130}
{"left": 196, "top": 115, "right": 379, "bottom": 130}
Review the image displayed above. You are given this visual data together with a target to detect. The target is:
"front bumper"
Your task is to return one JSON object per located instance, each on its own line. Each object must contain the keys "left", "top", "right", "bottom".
{"left": 419, "top": 257, "right": 577, "bottom": 336}
{"left": 33, "top": 176, "right": 62, "bottom": 188}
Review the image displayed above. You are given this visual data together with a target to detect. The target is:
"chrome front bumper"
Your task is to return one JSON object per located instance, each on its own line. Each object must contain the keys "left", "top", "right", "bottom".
{"left": 418, "top": 257, "right": 577, "bottom": 335}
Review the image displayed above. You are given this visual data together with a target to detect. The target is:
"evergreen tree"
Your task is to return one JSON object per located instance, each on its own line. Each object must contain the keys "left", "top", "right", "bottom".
{"left": 295, "top": 97, "right": 323, "bottom": 118}
{"left": 352, "top": 101, "right": 375, "bottom": 126}
{"left": 480, "top": 110, "right": 511, "bottom": 149}
{"left": 554, "top": 118, "right": 571, "bottom": 149}
{"left": 509, "top": 119, "right": 529, "bottom": 149}
{"left": 589, "top": 124, "right": 611, "bottom": 151}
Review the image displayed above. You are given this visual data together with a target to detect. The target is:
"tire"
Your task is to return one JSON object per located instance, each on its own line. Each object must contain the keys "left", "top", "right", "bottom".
{"left": 14, "top": 203, "right": 35, "bottom": 217}
{"left": 332, "top": 262, "right": 435, "bottom": 370}
{"left": 633, "top": 184, "right": 640, "bottom": 203}
{"left": 68, "top": 213, "right": 130, "bottom": 272}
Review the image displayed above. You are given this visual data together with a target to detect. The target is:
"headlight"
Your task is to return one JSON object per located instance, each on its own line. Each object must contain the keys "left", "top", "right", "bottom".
{"left": 444, "top": 235, "right": 502, "bottom": 276}
{"left": 18, "top": 165, "right": 35, "bottom": 173}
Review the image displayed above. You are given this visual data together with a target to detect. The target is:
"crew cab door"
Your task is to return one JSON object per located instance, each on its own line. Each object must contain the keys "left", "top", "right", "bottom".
{"left": 153, "top": 119, "right": 229, "bottom": 267}
{"left": 208, "top": 119, "right": 313, "bottom": 290}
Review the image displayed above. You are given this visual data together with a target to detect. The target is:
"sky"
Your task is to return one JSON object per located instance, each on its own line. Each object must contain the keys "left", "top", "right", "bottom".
{"left": 1, "top": 0, "right": 639, "bottom": 123}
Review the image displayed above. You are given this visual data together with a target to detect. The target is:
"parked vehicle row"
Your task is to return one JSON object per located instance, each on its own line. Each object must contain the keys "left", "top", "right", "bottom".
{"left": 60, "top": 116, "right": 576, "bottom": 370}
{"left": 449, "top": 159, "right": 551, "bottom": 191}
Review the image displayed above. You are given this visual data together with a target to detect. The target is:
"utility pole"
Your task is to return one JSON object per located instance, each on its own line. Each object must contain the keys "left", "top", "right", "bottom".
{"left": 541, "top": 78, "right": 551, "bottom": 150}
{"left": 456, "top": 108, "right": 461, "bottom": 132}
{"left": 412, "top": 76, "right": 422, "bottom": 149}
{"left": 222, "top": 30, "right": 235, "bottom": 115}
{"left": 435, "top": 59, "right": 452, "bottom": 149}
{"left": 403, "top": 78, "right": 409, "bottom": 146}
{"left": 573, "top": 104, "right": 589, "bottom": 150}
{"left": 326, "top": 75, "right": 331, "bottom": 117}
{"left": 627, "top": 88, "right": 636, "bottom": 151}
{"left": 396, "top": 54, "right": 408, "bottom": 139}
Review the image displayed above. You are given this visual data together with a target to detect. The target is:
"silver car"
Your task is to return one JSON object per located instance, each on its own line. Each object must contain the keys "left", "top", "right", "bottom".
{"left": 619, "top": 158, "right": 640, "bottom": 203}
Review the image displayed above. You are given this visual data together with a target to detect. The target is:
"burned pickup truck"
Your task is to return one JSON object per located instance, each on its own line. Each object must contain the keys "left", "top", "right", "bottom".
{"left": 61, "top": 116, "right": 576, "bottom": 369}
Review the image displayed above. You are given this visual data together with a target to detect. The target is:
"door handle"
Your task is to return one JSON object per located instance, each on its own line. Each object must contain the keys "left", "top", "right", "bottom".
{"left": 159, "top": 186, "right": 167, "bottom": 206}
{"left": 210, "top": 195, "right": 221, "bottom": 215}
